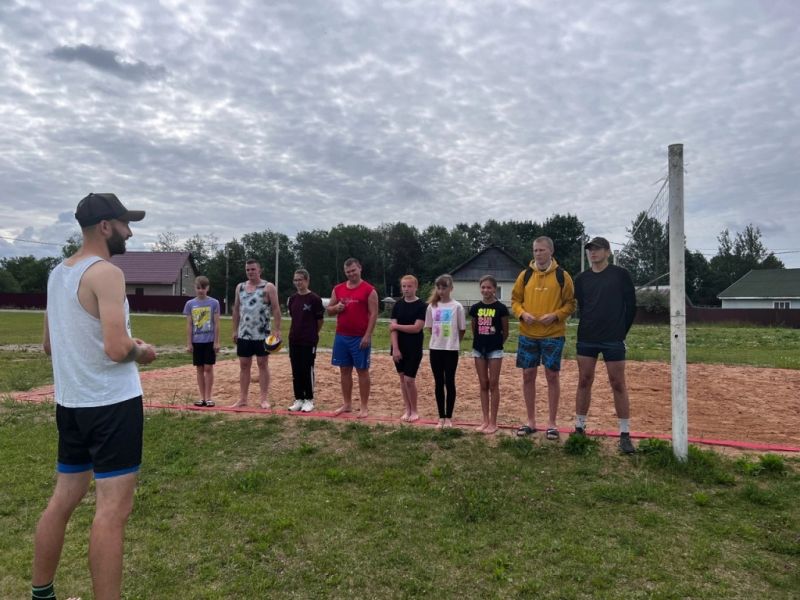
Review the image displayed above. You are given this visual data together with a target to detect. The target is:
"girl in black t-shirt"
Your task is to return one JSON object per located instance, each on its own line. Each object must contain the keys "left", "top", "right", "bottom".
{"left": 469, "top": 275, "right": 509, "bottom": 434}
{"left": 389, "top": 275, "right": 427, "bottom": 422}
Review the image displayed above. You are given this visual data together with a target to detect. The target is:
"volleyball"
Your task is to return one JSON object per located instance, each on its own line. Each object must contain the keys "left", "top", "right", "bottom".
{"left": 264, "top": 334, "right": 283, "bottom": 353}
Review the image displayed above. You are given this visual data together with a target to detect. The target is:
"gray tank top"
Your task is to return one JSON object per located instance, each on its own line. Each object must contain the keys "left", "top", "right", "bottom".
{"left": 237, "top": 281, "right": 271, "bottom": 339}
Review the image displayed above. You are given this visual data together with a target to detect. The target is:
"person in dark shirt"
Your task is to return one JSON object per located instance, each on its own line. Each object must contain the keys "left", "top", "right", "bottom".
{"left": 287, "top": 269, "right": 325, "bottom": 413}
{"left": 573, "top": 237, "right": 637, "bottom": 454}
{"left": 389, "top": 275, "right": 427, "bottom": 422}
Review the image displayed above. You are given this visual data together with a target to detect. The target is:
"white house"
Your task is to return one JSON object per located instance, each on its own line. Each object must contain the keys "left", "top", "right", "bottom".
{"left": 717, "top": 268, "right": 800, "bottom": 309}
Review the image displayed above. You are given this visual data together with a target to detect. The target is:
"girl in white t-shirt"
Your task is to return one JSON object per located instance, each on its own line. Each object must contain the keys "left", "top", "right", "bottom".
{"left": 424, "top": 274, "right": 466, "bottom": 429}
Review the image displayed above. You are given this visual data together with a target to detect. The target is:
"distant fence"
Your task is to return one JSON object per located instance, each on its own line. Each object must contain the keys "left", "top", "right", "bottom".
{"left": 635, "top": 306, "right": 800, "bottom": 328}
{"left": 0, "top": 293, "right": 227, "bottom": 314}
{"left": 1, "top": 293, "right": 796, "bottom": 327}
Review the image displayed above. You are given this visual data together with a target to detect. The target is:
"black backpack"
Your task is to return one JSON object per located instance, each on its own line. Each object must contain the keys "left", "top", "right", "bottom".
{"left": 522, "top": 265, "right": 565, "bottom": 296}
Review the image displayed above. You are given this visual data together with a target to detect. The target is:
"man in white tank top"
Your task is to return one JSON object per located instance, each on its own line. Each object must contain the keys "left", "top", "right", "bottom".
{"left": 32, "top": 193, "right": 157, "bottom": 600}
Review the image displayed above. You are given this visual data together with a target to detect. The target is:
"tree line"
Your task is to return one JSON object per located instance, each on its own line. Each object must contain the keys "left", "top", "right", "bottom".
{"left": 0, "top": 215, "right": 784, "bottom": 309}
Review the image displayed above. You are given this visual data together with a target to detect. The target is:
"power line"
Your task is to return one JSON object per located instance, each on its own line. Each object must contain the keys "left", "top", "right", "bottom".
{"left": 0, "top": 235, "right": 62, "bottom": 247}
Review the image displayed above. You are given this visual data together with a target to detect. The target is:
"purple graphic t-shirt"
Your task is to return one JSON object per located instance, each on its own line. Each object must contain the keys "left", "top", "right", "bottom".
{"left": 183, "top": 297, "right": 220, "bottom": 344}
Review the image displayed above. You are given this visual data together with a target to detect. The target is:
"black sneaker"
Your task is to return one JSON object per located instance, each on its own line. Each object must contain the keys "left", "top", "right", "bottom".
{"left": 573, "top": 427, "right": 585, "bottom": 437}
{"left": 619, "top": 433, "right": 636, "bottom": 454}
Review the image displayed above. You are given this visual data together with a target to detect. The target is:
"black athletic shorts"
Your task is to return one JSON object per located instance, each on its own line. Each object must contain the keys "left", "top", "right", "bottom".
{"left": 393, "top": 350, "right": 423, "bottom": 378}
{"left": 236, "top": 338, "right": 268, "bottom": 357}
{"left": 192, "top": 342, "right": 217, "bottom": 366}
{"left": 576, "top": 341, "right": 627, "bottom": 362}
{"left": 56, "top": 396, "right": 143, "bottom": 478}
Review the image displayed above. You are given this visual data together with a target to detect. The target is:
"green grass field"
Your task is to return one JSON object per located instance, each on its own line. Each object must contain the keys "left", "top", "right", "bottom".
{"left": 1, "top": 401, "right": 797, "bottom": 599}
{"left": 2, "top": 311, "right": 799, "bottom": 597}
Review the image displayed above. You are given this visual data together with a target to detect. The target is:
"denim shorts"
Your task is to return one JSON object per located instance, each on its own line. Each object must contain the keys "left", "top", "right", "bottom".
{"left": 472, "top": 348, "right": 504, "bottom": 360}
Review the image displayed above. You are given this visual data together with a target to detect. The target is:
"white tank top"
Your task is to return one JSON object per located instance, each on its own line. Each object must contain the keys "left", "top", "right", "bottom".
{"left": 47, "top": 256, "right": 143, "bottom": 408}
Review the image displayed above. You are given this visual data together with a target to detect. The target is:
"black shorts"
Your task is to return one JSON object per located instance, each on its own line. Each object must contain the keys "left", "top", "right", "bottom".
{"left": 576, "top": 341, "right": 627, "bottom": 362}
{"left": 237, "top": 338, "right": 267, "bottom": 357}
{"left": 393, "top": 349, "right": 423, "bottom": 378}
{"left": 56, "top": 396, "right": 143, "bottom": 478}
{"left": 192, "top": 342, "right": 217, "bottom": 366}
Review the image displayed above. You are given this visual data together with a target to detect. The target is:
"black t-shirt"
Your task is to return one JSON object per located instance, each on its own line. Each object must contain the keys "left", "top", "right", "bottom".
{"left": 574, "top": 264, "right": 637, "bottom": 342}
{"left": 469, "top": 300, "right": 509, "bottom": 352}
{"left": 390, "top": 298, "right": 427, "bottom": 355}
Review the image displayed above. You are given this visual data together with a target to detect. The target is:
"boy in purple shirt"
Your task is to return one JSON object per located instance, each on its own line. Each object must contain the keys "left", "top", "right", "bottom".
{"left": 183, "top": 276, "right": 221, "bottom": 407}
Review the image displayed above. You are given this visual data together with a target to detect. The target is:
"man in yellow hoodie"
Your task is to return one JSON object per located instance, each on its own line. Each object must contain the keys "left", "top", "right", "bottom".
{"left": 511, "top": 236, "right": 576, "bottom": 439}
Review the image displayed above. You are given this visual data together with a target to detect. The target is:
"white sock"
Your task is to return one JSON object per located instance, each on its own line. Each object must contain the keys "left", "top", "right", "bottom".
{"left": 619, "top": 419, "right": 630, "bottom": 434}
{"left": 575, "top": 415, "right": 587, "bottom": 429}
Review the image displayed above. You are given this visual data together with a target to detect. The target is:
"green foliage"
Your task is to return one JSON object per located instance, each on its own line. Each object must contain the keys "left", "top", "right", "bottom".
{"left": 617, "top": 212, "right": 668, "bottom": 286}
{"left": 0, "top": 268, "right": 21, "bottom": 293}
{"left": 563, "top": 432, "right": 600, "bottom": 455}
{"left": 636, "top": 289, "right": 669, "bottom": 314}
{"left": 0, "top": 256, "right": 58, "bottom": 292}
{"left": 61, "top": 232, "right": 82, "bottom": 258}
{"left": 706, "top": 224, "right": 785, "bottom": 304}
{"left": 638, "top": 438, "right": 735, "bottom": 485}
{"left": 735, "top": 454, "right": 787, "bottom": 477}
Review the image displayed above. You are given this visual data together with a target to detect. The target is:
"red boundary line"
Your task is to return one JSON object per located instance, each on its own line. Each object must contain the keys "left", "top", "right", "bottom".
{"left": 9, "top": 388, "right": 800, "bottom": 453}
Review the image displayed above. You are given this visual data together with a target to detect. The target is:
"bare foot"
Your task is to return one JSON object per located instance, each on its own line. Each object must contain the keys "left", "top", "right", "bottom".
{"left": 443, "top": 418, "right": 453, "bottom": 429}
{"left": 475, "top": 423, "right": 488, "bottom": 432}
{"left": 435, "top": 419, "right": 444, "bottom": 430}
{"left": 400, "top": 412, "right": 410, "bottom": 421}
{"left": 260, "top": 401, "right": 271, "bottom": 410}
{"left": 407, "top": 413, "right": 420, "bottom": 423}
{"left": 357, "top": 410, "right": 369, "bottom": 419}
{"left": 483, "top": 424, "right": 498, "bottom": 435}
{"left": 333, "top": 405, "right": 352, "bottom": 416}
{"left": 230, "top": 401, "right": 247, "bottom": 408}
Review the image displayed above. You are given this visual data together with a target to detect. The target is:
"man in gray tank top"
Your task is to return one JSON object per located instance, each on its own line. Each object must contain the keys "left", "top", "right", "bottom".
{"left": 231, "top": 258, "right": 282, "bottom": 409}
{"left": 32, "top": 193, "right": 157, "bottom": 600}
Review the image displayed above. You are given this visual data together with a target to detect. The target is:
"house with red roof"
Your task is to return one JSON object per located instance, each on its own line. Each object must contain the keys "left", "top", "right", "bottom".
{"left": 109, "top": 251, "right": 198, "bottom": 296}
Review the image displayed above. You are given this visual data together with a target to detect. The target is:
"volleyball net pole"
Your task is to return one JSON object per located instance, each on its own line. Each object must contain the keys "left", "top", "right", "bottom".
{"left": 668, "top": 143, "right": 688, "bottom": 461}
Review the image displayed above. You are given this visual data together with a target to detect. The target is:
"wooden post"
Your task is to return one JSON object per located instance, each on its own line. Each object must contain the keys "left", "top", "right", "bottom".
{"left": 668, "top": 144, "right": 688, "bottom": 461}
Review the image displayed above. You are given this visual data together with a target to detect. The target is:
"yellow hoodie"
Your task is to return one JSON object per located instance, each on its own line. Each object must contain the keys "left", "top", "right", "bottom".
{"left": 511, "top": 258, "right": 576, "bottom": 339}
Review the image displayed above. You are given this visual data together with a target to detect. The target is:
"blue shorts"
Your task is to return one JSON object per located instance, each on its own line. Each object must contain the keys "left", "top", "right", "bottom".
{"left": 332, "top": 334, "right": 371, "bottom": 370}
{"left": 472, "top": 348, "right": 504, "bottom": 360}
{"left": 576, "top": 341, "right": 627, "bottom": 362}
{"left": 516, "top": 336, "right": 565, "bottom": 371}
{"left": 56, "top": 396, "right": 143, "bottom": 479}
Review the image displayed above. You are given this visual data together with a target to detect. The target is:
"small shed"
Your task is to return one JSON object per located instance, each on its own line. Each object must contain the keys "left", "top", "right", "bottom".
{"left": 110, "top": 251, "right": 198, "bottom": 296}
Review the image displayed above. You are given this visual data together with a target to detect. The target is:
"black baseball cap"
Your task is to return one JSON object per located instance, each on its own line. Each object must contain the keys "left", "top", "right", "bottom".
{"left": 584, "top": 236, "right": 611, "bottom": 250}
{"left": 75, "top": 193, "right": 145, "bottom": 227}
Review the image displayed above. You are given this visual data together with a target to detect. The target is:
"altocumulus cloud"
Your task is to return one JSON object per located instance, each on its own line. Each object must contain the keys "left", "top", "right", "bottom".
{"left": 48, "top": 44, "right": 166, "bottom": 82}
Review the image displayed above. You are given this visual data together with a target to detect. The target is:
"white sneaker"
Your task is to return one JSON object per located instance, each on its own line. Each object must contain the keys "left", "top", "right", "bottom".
{"left": 301, "top": 400, "right": 315, "bottom": 412}
{"left": 288, "top": 399, "right": 304, "bottom": 411}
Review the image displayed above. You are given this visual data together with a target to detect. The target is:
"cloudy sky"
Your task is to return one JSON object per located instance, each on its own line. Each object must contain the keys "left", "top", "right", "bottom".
{"left": 1, "top": 0, "right": 798, "bottom": 266}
